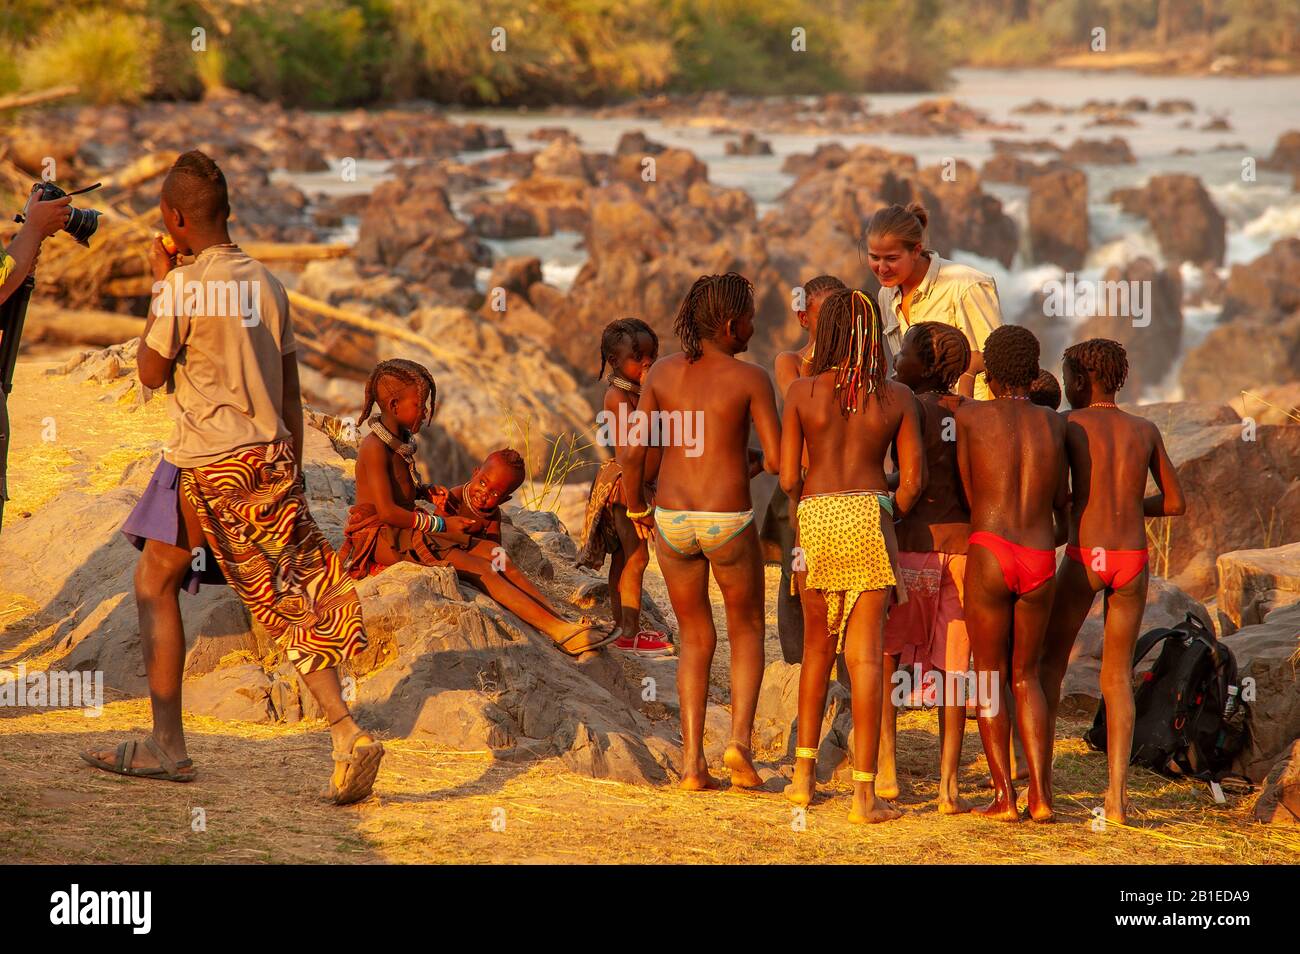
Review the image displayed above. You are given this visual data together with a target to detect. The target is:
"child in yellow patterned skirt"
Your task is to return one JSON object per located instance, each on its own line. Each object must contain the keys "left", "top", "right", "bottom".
{"left": 778, "top": 288, "right": 925, "bottom": 824}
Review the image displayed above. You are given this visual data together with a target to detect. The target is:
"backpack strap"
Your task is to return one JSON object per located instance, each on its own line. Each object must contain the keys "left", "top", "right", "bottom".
{"left": 1131, "top": 626, "right": 1183, "bottom": 668}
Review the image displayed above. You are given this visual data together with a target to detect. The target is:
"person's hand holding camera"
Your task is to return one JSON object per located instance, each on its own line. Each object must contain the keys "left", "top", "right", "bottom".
{"left": 21, "top": 187, "right": 72, "bottom": 240}
{"left": 1, "top": 188, "right": 71, "bottom": 304}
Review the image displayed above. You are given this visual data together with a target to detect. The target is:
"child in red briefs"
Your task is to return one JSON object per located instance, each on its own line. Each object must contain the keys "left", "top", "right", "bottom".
{"left": 1040, "top": 339, "right": 1185, "bottom": 825}
{"left": 879, "top": 322, "right": 974, "bottom": 814}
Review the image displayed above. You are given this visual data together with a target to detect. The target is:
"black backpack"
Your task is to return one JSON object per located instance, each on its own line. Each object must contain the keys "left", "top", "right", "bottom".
{"left": 1084, "top": 612, "right": 1248, "bottom": 782}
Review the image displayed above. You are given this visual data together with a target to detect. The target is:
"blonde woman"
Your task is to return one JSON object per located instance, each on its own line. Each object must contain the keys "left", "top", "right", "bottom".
{"left": 867, "top": 203, "right": 1003, "bottom": 400}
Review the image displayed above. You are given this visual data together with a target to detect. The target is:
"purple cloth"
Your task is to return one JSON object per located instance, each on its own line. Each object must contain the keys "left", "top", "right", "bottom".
{"left": 121, "top": 456, "right": 225, "bottom": 594}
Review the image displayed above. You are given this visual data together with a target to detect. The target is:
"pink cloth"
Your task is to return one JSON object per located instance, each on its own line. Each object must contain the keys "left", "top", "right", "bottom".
{"left": 883, "top": 551, "right": 969, "bottom": 675}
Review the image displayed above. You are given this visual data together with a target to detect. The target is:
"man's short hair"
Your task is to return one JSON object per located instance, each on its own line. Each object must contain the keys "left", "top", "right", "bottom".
{"left": 983, "top": 325, "right": 1040, "bottom": 389}
{"left": 162, "top": 150, "right": 230, "bottom": 226}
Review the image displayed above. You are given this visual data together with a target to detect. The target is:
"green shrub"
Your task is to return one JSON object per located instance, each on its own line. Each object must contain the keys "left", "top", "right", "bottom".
{"left": 669, "top": 0, "right": 848, "bottom": 95}
{"left": 18, "top": 9, "right": 158, "bottom": 104}
{"left": 218, "top": 0, "right": 377, "bottom": 107}
{"left": 963, "top": 21, "right": 1056, "bottom": 68}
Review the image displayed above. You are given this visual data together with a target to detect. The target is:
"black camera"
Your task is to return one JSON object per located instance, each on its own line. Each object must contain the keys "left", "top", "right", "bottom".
{"left": 15, "top": 180, "right": 103, "bottom": 247}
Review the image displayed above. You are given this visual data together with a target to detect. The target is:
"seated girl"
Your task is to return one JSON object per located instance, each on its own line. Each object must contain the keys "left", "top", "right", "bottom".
{"left": 340, "top": 358, "right": 617, "bottom": 657}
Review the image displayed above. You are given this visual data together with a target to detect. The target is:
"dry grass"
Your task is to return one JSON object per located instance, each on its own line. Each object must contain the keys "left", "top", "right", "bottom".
{"left": 4, "top": 362, "right": 172, "bottom": 517}
{"left": 1, "top": 697, "right": 1296, "bottom": 865}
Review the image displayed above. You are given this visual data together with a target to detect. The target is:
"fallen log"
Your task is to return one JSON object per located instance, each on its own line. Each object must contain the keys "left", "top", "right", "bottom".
{"left": 24, "top": 303, "right": 144, "bottom": 347}
{"left": 0, "top": 85, "right": 80, "bottom": 112}
{"left": 98, "top": 152, "right": 179, "bottom": 193}
{"left": 286, "top": 290, "right": 472, "bottom": 369}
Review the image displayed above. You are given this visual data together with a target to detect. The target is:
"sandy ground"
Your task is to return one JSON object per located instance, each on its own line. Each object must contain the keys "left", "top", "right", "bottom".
{"left": 2, "top": 362, "right": 1298, "bottom": 864}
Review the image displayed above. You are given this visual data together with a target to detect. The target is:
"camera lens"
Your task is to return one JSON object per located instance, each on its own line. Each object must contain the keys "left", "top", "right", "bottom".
{"left": 64, "top": 207, "right": 100, "bottom": 246}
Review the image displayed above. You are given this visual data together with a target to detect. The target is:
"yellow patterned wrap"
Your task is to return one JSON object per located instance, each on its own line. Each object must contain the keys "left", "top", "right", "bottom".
{"left": 796, "top": 492, "right": 896, "bottom": 653}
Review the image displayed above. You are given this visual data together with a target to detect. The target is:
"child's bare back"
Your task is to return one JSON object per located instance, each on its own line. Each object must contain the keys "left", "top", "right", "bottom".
{"left": 640, "top": 350, "right": 778, "bottom": 511}
{"left": 790, "top": 375, "right": 918, "bottom": 496}
{"left": 1064, "top": 408, "right": 1163, "bottom": 549}
{"left": 957, "top": 398, "right": 1067, "bottom": 549}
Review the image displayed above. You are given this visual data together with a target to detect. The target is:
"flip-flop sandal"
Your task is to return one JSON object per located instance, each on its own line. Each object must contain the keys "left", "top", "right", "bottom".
{"left": 80, "top": 736, "right": 195, "bottom": 783}
{"left": 324, "top": 730, "right": 385, "bottom": 805}
{"left": 555, "top": 624, "right": 620, "bottom": 658}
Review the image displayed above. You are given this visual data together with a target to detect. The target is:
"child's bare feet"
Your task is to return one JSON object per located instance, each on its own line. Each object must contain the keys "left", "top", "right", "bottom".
{"left": 679, "top": 753, "right": 721, "bottom": 791}
{"left": 874, "top": 770, "right": 906, "bottom": 801}
{"left": 936, "top": 775, "right": 970, "bottom": 814}
{"left": 848, "top": 783, "right": 901, "bottom": 824}
{"left": 785, "top": 758, "right": 816, "bottom": 807}
{"left": 971, "top": 791, "right": 1021, "bottom": 822}
{"left": 1104, "top": 792, "right": 1131, "bottom": 826}
{"left": 938, "top": 796, "right": 972, "bottom": 815}
{"left": 723, "top": 741, "right": 762, "bottom": 788}
{"left": 1028, "top": 791, "right": 1055, "bottom": 823}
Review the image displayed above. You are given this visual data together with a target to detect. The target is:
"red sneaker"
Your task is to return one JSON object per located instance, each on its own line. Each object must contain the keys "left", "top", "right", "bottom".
{"left": 613, "top": 629, "right": 674, "bottom": 657}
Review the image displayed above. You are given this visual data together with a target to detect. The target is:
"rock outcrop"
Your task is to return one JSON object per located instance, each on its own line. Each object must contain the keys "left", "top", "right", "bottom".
{"left": 1215, "top": 542, "right": 1300, "bottom": 631}
{"left": 1221, "top": 604, "right": 1300, "bottom": 783}
{"left": 1125, "top": 402, "right": 1300, "bottom": 599}
{"left": 1072, "top": 257, "right": 1182, "bottom": 396}
{"left": 1254, "top": 739, "right": 1300, "bottom": 825}
{"left": 1108, "top": 174, "right": 1226, "bottom": 266}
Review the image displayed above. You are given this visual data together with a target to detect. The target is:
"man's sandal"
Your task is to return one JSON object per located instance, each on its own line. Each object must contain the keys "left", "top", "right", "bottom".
{"left": 555, "top": 624, "right": 620, "bottom": 658}
{"left": 324, "top": 729, "right": 385, "bottom": 805}
{"left": 80, "top": 736, "right": 195, "bottom": 783}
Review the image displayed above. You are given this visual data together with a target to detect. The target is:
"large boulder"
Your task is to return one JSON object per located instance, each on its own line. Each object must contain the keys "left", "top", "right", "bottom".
{"left": 1062, "top": 136, "right": 1136, "bottom": 165}
{"left": 1126, "top": 402, "right": 1300, "bottom": 599}
{"left": 531, "top": 138, "right": 596, "bottom": 182}
{"left": 1221, "top": 604, "right": 1300, "bottom": 782}
{"left": 1219, "top": 238, "right": 1300, "bottom": 323}
{"left": 917, "top": 160, "right": 1018, "bottom": 269}
{"left": 980, "top": 153, "right": 1069, "bottom": 186}
{"left": 1216, "top": 543, "right": 1300, "bottom": 631}
{"left": 1028, "top": 167, "right": 1088, "bottom": 270}
{"left": 504, "top": 174, "right": 591, "bottom": 233}
{"left": 1179, "top": 312, "right": 1300, "bottom": 403}
{"left": 352, "top": 165, "right": 491, "bottom": 294}
{"left": 1254, "top": 740, "right": 1300, "bottom": 825}
{"left": 1230, "top": 382, "right": 1300, "bottom": 426}
{"left": 1261, "top": 130, "right": 1300, "bottom": 175}
{"left": 1108, "top": 174, "right": 1226, "bottom": 266}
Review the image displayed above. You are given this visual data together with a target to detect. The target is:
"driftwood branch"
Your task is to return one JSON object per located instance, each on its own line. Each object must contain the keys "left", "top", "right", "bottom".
{"left": 0, "top": 85, "right": 80, "bottom": 112}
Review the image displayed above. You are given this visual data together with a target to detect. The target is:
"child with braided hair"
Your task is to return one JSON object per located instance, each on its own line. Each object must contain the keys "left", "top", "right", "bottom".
{"left": 575, "top": 319, "right": 672, "bottom": 656}
{"left": 623, "top": 272, "right": 781, "bottom": 790}
{"left": 765, "top": 275, "right": 848, "bottom": 665}
{"left": 343, "top": 359, "right": 616, "bottom": 658}
{"left": 780, "top": 288, "right": 924, "bottom": 823}
{"left": 877, "top": 321, "right": 975, "bottom": 813}
{"left": 1040, "top": 338, "right": 1184, "bottom": 825}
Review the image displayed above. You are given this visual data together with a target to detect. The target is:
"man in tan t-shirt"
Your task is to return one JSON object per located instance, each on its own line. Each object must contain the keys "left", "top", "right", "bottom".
{"left": 84, "top": 152, "right": 382, "bottom": 804}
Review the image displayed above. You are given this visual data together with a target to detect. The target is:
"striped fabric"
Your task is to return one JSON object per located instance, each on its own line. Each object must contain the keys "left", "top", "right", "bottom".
{"left": 180, "top": 440, "right": 367, "bottom": 674}
{"left": 654, "top": 507, "right": 753, "bottom": 556}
